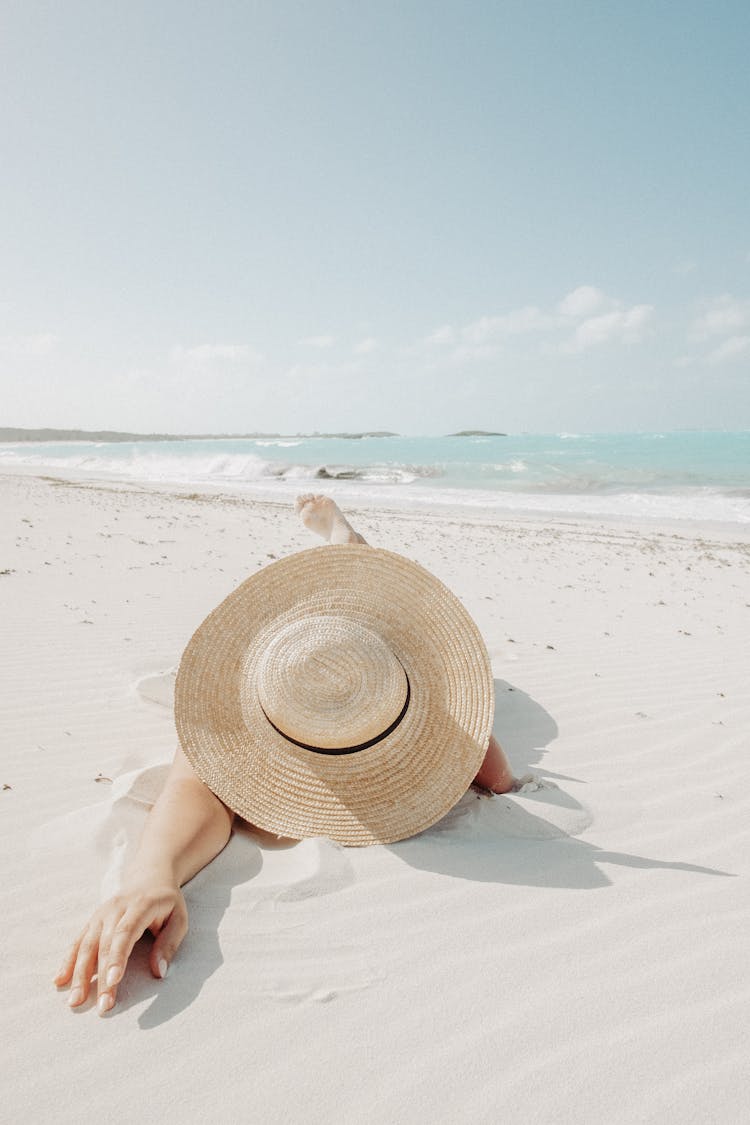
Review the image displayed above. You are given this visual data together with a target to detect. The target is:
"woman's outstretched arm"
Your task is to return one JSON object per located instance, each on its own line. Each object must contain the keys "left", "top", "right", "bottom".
{"left": 54, "top": 745, "right": 234, "bottom": 1015}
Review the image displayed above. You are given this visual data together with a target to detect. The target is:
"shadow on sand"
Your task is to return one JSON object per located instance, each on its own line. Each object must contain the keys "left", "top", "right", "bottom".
{"left": 100, "top": 679, "right": 732, "bottom": 1028}
{"left": 392, "top": 677, "right": 733, "bottom": 887}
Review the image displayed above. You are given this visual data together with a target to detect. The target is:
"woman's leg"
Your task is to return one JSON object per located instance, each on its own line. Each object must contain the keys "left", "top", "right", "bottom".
{"left": 472, "top": 733, "right": 515, "bottom": 793}
{"left": 294, "top": 494, "right": 516, "bottom": 794}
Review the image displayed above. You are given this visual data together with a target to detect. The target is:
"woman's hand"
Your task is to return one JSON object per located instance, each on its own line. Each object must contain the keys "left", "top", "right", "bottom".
{"left": 55, "top": 746, "right": 233, "bottom": 1015}
{"left": 54, "top": 876, "right": 188, "bottom": 1015}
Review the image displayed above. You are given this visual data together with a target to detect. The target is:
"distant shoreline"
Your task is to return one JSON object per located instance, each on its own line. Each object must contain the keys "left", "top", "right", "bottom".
{"left": 0, "top": 427, "right": 401, "bottom": 443}
{"left": 0, "top": 427, "right": 510, "bottom": 442}
{"left": 448, "top": 430, "right": 507, "bottom": 437}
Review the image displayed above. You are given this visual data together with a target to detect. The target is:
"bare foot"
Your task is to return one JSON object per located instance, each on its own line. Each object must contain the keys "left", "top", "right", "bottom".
{"left": 473, "top": 733, "right": 516, "bottom": 794}
{"left": 295, "top": 494, "right": 367, "bottom": 545}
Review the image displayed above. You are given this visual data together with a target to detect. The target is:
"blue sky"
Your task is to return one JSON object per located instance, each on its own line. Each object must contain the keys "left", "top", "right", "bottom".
{"left": 1, "top": 0, "right": 749, "bottom": 434}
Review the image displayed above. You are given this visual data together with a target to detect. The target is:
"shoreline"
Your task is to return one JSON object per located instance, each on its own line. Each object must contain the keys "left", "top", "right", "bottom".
{"left": 3, "top": 462, "right": 749, "bottom": 543}
{"left": 0, "top": 427, "right": 403, "bottom": 442}
{"left": 3, "top": 430, "right": 749, "bottom": 530}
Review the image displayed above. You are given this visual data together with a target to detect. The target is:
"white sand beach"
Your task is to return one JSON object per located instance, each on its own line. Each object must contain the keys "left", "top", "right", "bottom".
{"left": 3, "top": 468, "right": 749, "bottom": 1124}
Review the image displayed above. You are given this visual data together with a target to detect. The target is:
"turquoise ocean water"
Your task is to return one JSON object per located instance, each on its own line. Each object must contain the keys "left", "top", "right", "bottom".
{"left": 2, "top": 432, "right": 749, "bottom": 524}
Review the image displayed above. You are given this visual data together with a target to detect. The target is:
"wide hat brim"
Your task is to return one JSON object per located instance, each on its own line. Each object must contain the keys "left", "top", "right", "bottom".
{"left": 175, "top": 544, "right": 494, "bottom": 846}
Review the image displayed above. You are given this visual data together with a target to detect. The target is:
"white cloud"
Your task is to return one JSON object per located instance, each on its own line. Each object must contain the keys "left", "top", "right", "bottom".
{"left": 416, "top": 283, "right": 656, "bottom": 366}
{"left": 424, "top": 325, "right": 456, "bottom": 346}
{"left": 557, "top": 286, "right": 609, "bottom": 318}
{"left": 422, "top": 286, "right": 653, "bottom": 362}
{"left": 561, "top": 304, "right": 654, "bottom": 353}
{"left": 462, "top": 305, "right": 553, "bottom": 344}
{"left": 447, "top": 343, "right": 498, "bottom": 363}
{"left": 353, "top": 336, "right": 378, "bottom": 355}
{"left": 707, "top": 334, "right": 750, "bottom": 364}
{"left": 169, "top": 343, "right": 262, "bottom": 366}
{"left": 0, "top": 332, "right": 59, "bottom": 356}
{"left": 682, "top": 295, "right": 750, "bottom": 365}
{"left": 690, "top": 295, "right": 750, "bottom": 340}
{"left": 556, "top": 286, "right": 654, "bottom": 352}
{"left": 424, "top": 306, "right": 553, "bottom": 356}
{"left": 299, "top": 334, "right": 336, "bottom": 348}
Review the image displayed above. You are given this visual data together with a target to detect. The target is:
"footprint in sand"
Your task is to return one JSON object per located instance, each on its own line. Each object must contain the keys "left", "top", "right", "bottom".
{"left": 257, "top": 955, "right": 385, "bottom": 1005}
{"left": 240, "top": 837, "right": 382, "bottom": 1003}
{"left": 431, "top": 779, "right": 593, "bottom": 840}
{"left": 266, "top": 837, "right": 356, "bottom": 903}
{"left": 135, "top": 668, "right": 177, "bottom": 709}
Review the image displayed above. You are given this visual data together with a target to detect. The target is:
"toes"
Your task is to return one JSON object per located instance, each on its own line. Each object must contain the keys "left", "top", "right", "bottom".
{"left": 295, "top": 493, "right": 334, "bottom": 511}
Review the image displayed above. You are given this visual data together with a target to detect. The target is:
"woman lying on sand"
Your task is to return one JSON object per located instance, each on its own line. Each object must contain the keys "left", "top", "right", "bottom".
{"left": 55, "top": 495, "right": 515, "bottom": 1015}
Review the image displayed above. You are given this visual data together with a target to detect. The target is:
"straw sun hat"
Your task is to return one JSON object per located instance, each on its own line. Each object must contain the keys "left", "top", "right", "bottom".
{"left": 175, "top": 544, "right": 494, "bottom": 846}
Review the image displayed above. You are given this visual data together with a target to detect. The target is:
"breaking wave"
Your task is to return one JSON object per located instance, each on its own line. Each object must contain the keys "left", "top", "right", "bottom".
{"left": 2, "top": 431, "right": 749, "bottom": 524}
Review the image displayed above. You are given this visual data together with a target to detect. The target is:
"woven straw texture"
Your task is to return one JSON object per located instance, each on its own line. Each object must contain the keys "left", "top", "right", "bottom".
{"left": 175, "top": 544, "right": 494, "bottom": 846}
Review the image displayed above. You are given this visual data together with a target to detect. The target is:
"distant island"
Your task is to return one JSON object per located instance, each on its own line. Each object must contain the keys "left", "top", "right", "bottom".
{"left": 0, "top": 427, "right": 400, "bottom": 442}
{"left": 448, "top": 430, "right": 507, "bottom": 437}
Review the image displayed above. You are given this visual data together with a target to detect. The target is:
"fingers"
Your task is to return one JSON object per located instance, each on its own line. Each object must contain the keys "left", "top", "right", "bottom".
{"left": 96, "top": 913, "right": 129, "bottom": 1016}
{"left": 66, "top": 917, "right": 104, "bottom": 1009}
{"left": 54, "top": 934, "right": 82, "bottom": 987}
{"left": 57, "top": 889, "right": 186, "bottom": 1016}
{"left": 149, "top": 896, "right": 188, "bottom": 980}
{"left": 96, "top": 900, "right": 160, "bottom": 1014}
{"left": 92, "top": 905, "right": 150, "bottom": 1013}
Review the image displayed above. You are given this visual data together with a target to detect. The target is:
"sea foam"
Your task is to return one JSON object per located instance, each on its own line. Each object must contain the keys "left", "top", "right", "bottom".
{"left": 2, "top": 432, "right": 749, "bottom": 525}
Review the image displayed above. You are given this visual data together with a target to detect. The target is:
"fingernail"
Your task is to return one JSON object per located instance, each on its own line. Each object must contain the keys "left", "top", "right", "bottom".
{"left": 106, "top": 966, "right": 120, "bottom": 988}
{"left": 68, "top": 988, "right": 83, "bottom": 1007}
{"left": 98, "top": 994, "right": 114, "bottom": 1016}
{"left": 158, "top": 958, "right": 169, "bottom": 979}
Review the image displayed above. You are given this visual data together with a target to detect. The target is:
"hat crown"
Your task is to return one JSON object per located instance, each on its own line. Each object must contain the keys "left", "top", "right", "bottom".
{"left": 176, "top": 544, "right": 494, "bottom": 845}
{"left": 256, "top": 614, "right": 409, "bottom": 751}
